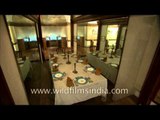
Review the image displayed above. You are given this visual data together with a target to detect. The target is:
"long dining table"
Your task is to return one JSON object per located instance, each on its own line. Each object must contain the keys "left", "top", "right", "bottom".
{"left": 49, "top": 53, "right": 108, "bottom": 105}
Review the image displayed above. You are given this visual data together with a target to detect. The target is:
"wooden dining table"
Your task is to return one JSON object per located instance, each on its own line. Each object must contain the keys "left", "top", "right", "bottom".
{"left": 49, "top": 54, "right": 108, "bottom": 105}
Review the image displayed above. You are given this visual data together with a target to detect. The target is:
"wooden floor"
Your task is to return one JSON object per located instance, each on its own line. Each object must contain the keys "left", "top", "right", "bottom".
{"left": 24, "top": 61, "right": 138, "bottom": 105}
{"left": 24, "top": 61, "right": 54, "bottom": 105}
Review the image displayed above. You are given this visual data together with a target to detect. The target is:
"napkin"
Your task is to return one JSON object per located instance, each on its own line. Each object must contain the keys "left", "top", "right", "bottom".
{"left": 66, "top": 77, "right": 74, "bottom": 87}
{"left": 53, "top": 57, "right": 58, "bottom": 63}
{"left": 95, "top": 68, "right": 102, "bottom": 75}
{"left": 83, "top": 58, "right": 88, "bottom": 65}
{"left": 50, "top": 53, "right": 54, "bottom": 58}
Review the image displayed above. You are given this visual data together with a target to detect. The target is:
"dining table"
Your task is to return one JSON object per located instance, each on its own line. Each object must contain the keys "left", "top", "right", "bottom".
{"left": 49, "top": 53, "right": 108, "bottom": 105}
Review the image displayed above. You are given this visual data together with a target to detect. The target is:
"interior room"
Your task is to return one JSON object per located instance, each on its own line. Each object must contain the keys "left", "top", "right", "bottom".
{"left": 0, "top": 15, "right": 160, "bottom": 105}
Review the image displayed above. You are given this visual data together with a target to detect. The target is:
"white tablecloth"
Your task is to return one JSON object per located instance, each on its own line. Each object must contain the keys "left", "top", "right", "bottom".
{"left": 18, "top": 57, "right": 32, "bottom": 81}
{"left": 49, "top": 54, "right": 108, "bottom": 105}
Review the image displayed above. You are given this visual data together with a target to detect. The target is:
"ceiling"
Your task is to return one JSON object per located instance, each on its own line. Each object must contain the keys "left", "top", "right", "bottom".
{"left": 6, "top": 15, "right": 71, "bottom": 25}
{"left": 6, "top": 15, "right": 34, "bottom": 24}
{"left": 40, "top": 15, "right": 71, "bottom": 25}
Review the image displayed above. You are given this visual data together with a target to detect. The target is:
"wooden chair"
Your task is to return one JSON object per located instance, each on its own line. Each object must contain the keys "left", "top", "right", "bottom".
{"left": 42, "top": 38, "right": 47, "bottom": 50}
{"left": 103, "top": 57, "right": 107, "bottom": 62}
{"left": 89, "top": 40, "right": 94, "bottom": 52}
{"left": 17, "top": 39, "right": 26, "bottom": 57}
{"left": 61, "top": 39, "right": 67, "bottom": 53}
{"left": 77, "top": 47, "right": 87, "bottom": 58}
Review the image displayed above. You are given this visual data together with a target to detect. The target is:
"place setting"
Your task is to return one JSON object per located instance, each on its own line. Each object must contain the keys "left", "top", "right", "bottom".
{"left": 52, "top": 71, "right": 66, "bottom": 81}
{"left": 73, "top": 76, "right": 93, "bottom": 86}
{"left": 77, "top": 59, "right": 83, "bottom": 63}
{"left": 83, "top": 65, "right": 95, "bottom": 73}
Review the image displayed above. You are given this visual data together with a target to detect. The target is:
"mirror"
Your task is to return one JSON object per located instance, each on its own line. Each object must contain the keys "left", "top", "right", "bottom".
{"left": 98, "top": 23, "right": 127, "bottom": 84}
{"left": 5, "top": 15, "right": 40, "bottom": 82}
{"left": 40, "top": 15, "right": 71, "bottom": 60}
{"left": 76, "top": 21, "right": 98, "bottom": 58}
{"left": 5, "top": 15, "right": 40, "bottom": 62}
{"left": 76, "top": 17, "right": 128, "bottom": 85}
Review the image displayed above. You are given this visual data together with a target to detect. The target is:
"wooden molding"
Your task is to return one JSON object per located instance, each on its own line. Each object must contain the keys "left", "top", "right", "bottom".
{"left": 24, "top": 15, "right": 39, "bottom": 23}
{"left": 73, "top": 15, "right": 128, "bottom": 23}
{"left": 101, "top": 17, "right": 129, "bottom": 25}
{"left": 7, "top": 22, "right": 35, "bottom": 26}
{"left": 41, "top": 23, "right": 68, "bottom": 26}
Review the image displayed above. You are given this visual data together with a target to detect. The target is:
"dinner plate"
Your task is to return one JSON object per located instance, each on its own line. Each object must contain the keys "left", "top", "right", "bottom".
{"left": 87, "top": 67, "right": 94, "bottom": 72}
{"left": 99, "top": 57, "right": 104, "bottom": 60}
{"left": 77, "top": 78, "right": 87, "bottom": 84}
{"left": 75, "top": 77, "right": 88, "bottom": 85}
{"left": 55, "top": 73, "right": 63, "bottom": 78}
{"left": 53, "top": 72, "right": 64, "bottom": 78}
{"left": 17, "top": 58, "right": 22, "bottom": 61}
{"left": 111, "top": 63, "right": 118, "bottom": 67}
{"left": 19, "top": 64, "right": 24, "bottom": 67}
{"left": 92, "top": 53, "right": 96, "bottom": 56}
{"left": 52, "top": 63, "right": 59, "bottom": 67}
{"left": 78, "top": 59, "right": 83, "bottom": 63}
{"left": 18, "top": 60, "right": 24, "bottom": 64}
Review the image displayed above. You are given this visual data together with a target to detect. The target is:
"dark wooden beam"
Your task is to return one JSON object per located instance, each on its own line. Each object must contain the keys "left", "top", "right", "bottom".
{"left": 73, "top": 15, "right": 93, "bottom": 22}
{"left": 38, "top": 17, "right": 45, "bottom": 61}
{"left": 71, "top": 15, "right": 74, "bottom": 52}
{"left": 73, "top": 15, "right": 128, "bottom": 23}
{"left": 115, "top": 25, "right": 123, "bottom": 50}
{"left": 96, "top": 20, "right": 102, "bottom": 50}
{"left": 101, "top": 17, "right": 128, "bottom": 25}
{"left": 24, "top": 15, "right": 39, "bottom": 23}
{"left": 41, "top": 23, "right": 68, "bottom": 26}
{"left": 7, "top": 22, "right": 35, "bottom": 26}
{"left": 8, "top": 22, "right": 69, "bottom": 27}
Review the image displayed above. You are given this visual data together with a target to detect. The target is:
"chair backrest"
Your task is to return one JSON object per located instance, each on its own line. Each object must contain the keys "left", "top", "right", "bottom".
{"left": 42, "top": 38, "right": 47, "bottom": 50}
{"left": 61, "top": 39, "right": 67, "bottom": 48}
{"left": 17, "top": 39, "right": 25, "bottom": 51}
{"left": 103, "top": 57, "right": 107, "bottom": 62}
{"left": 77, "top": 47, "right": 87, "bottom": 57}
{"left": 116, "top": 48, "right": 122, "bottom": 56}
{"left": 80, "top": 37, "right": 84, "bottom": 47}
{"left": 83, "top": 58, "right": 88, "bottom": 65}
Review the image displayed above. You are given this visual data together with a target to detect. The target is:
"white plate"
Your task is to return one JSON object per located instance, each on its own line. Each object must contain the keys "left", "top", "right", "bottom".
{"left": 19, "top": 64, "right": 24, "bottom": 67}
{"left": 111, "top": 63, "right": 118, "bottom": 67}
{"left": 18, "top": 61, "right": 24, "bottom": 64}
{"left": 100, "top": 57, "right": 104, "bottom": 60}
{"left": 52, "top": 63, "right": 59, "bottom": 67}
{"left": 78, "top": 60, "right": 83, "bottom": 63}
{"left": 87, "top": 67, "right": 94, "bottom": 72}
{"left": 77, "top": 78, "right": 87, "bottom": 84}
{"left": 17, "top": 58, "right": 22, "bottom": 61}
{"left": 55, "top": 73, "right": 63, "bottom": 78}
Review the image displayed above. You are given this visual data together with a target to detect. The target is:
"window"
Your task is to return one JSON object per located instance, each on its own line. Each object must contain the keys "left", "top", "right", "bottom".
{"left": 24, "top": 37, "right": 29, "bottom": 42}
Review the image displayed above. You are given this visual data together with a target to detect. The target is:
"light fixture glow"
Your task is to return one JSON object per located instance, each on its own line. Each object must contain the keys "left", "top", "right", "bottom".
{"left": 88, "top": 21, "right": 97, "bottom": 24}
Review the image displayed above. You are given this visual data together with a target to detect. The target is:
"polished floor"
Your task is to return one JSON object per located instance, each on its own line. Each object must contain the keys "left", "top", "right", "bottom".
{"left": 24, "top": 61, "right": 54, "bottom": 105}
